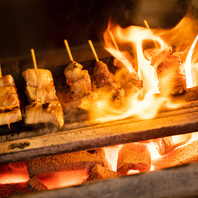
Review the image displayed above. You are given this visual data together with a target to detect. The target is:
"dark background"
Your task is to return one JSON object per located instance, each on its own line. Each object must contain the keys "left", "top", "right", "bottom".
{"left": 0, "top": 0, "right": 192, "bottom": 60}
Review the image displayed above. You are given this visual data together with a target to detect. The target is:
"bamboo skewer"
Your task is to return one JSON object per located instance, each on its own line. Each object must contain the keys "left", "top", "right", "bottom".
{"left": 88, "top": 40, "right": 99, "bottom": 62}
{"left": 109, "top": 31, "right": 119, "bottom": 51}
{"left": 64, "top": 39, "right": 74, "bottom": 62}
{"left": 0, "top": 64, "right": 2, "bottom": 78}
{"left": 143, "top": 20, "right": 158, "bottom": 48}
{"left": 30, "top": 48, "right": 38, "bottom": 69}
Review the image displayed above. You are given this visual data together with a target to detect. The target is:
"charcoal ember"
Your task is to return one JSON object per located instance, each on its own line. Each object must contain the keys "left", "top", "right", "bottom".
{"left": 27, "top": 176, "right": 48, "bottom": 192}
{"left": 85, "top": 164, "right": 122, "bottom": 182}
{"left": 152, "top": 139, "right": 198, "bottom": 170}
{"left": 0, "top": 182, "right": 27, "bottom": 197}
{"left": 27, "top": 149, "right": 106, "bottom": 177}
{"left": 117, "top": 143, "right": 151, "bottom": 174}
{"left": 152, "top": 133, "right": 192, "bottom": 155}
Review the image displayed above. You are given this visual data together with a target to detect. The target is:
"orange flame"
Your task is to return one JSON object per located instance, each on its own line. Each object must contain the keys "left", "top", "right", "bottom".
{"left": 185, "top": 35, "right": 198, "bottom": 88}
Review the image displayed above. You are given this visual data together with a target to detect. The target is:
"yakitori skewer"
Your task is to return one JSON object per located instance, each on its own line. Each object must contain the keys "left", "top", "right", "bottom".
{"left": 107, "top": 32, "right": 143, "bottom": 97}
{"left": 0, "top": 64, "right": 2, "bottom": 78}
{"left": 88, "top": 40, "right": 125, "bottom": 106}
{"left": 64, "top": 39, "right": 74, "bottom": 62}
{"left": 22, "top": 49, "right": 64, "bottom": 128}
{"left": 30, "top": 48, "right": 38, "bottom": 69}
{"left": 109, "top": 31, "right": 119, "bottom": 51}
{"left": 143, "top": 20, "right": 158, "bottom": 48}
{"left": 63, "top": 40, "right": 92, "bottom": 101}
{"left": 88, "top": 40, "right": 99, "bottom": 62}
{"left": 0, "top": 64, "right": 22, "bottom": 127}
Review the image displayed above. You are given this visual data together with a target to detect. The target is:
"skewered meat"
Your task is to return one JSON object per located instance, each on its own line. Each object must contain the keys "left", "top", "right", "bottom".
{"left": 25, "top": 100, "right": 64, "bottom": 128}
{"left": 144, "top": 47, "right": 186, "bottom": 95}
{"left": 22, "top": 69, "right": 54, "bottom": 87}
{"left": 0, "top": 75, "right": 22, "bottom": 126}
{"left": 70, "top": 70, "right": 92, "bottom": 99}
{"left": 64, "top": 61, "right": 92, "bottom": 102}
{"left": 64, "top": 61, "right": 83, "bottom": 86}
{"left": 25, "top": 85, "right": 57, "bottom": 103}
{"left": 0, "top": 92, "right": 20, "bottom": 108}
{"left": 156, "top": 55, "right": 186, "bottom": 95}
{"left": 0, "top": 75, "right": 15, "bottom": 88}
{"left": 92, "top": 61, "right": 125, "bottom": 106}
{"left": 113, "top": 58, "right": 143, "bottom": 96}
{"left": 93, "top": 61, "right": 117, "bottom": 90}
{"left": 0, "top": 86, "right": 17, "bottom": 98}
{"left": 23, "top": 69, "right": 64, "bottom": 128}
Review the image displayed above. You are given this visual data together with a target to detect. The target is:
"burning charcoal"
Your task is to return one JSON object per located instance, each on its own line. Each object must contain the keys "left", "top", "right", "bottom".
{"left": 27, "top": 176, "right": 48, "bottom": 192}
{"left": 117, "top": 143, "right": 151, "bottom": 174}
{"left": 0, "top": 182, "right": 27, "bottom": 197}
{"left": 85, "top": 164, "right": 122, "bottom": 182}
{"left": 152, "top": 133, "right": 192, "bottom": 155}
{"left": 152, "top": 138, "right": 198, "bottom": 170}
{"left": 27, "top": 149, "right": 106, "bottom": 177}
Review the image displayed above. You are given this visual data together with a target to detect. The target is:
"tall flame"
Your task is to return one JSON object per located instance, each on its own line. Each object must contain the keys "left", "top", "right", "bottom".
{"left": 185, "top": 35, "right": 198, "bottom": 88}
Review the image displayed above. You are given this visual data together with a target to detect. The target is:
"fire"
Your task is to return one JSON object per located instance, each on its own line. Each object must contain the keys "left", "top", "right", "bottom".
{"left": 82, "top": 14, "right": 198, "bottom": 123}
{"left": 0, "top": 162, "right": 29, "bottom": 184}
{"left": 185, "top": 35, "right": 198, "bottom": 88}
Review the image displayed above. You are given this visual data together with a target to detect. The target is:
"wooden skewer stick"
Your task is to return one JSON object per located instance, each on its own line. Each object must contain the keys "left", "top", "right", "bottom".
{"left": 88, "top": 40, "right": 99, "bottom": 62}
{"left": 30, "top": 48, "right": 38, "bottom": 69}
{"left": 143, "top": 20, "right": 158, "bottom": 48}
{"left": 109, "top": 31, "right": 119, "bottom": 51}
{"left": 0, "top": 64, "right": 2, "bottom": 78}
{"left": 64, "top": 39, "right": 74, "bottom": 62}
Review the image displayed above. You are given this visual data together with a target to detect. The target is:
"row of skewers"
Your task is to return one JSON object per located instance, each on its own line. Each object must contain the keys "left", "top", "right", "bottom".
{"left": 0, "top": 27, "right": 188, "bottom": 129}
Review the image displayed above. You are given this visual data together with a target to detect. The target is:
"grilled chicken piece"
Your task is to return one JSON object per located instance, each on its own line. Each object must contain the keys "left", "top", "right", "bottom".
{"left": 25, "top": 100, "right": 64, "bottom": 128}
{"left": 0, "top": 86, "right": 17, "bottom": 98}
{"left": 0, "top": 93, "right": 20, "bottom": 108}
{"left": 156, "top": 55, "right": 186, "bottom": 95}
{"left": 23, "top": 68, "right": 64, "bottom": 128}
{"left": 64, "top": 61, "right": 83, "bottom": 86}
{"left": 70, "top": 70, "right": 92, "bottom": 99}
{"left": 0, "top": 75, "right": 15, "bottom": 88}
{"left": 0, "top": 75, "right": 22, "bottom": 126}
{"left": 93, "top": 61, "right": 117, "bottom": 90}
{"left": 93, "top": 61, "right": 125, "bottom": 106}
{"left": 26, "top": 85, "right": 57, "bottom": 103}
{"left": 144, "top": 48, "right": 186, "bottom": 95}
{"left": 0, "top": 107, "right": 22, "bottom": 126}
{"left": 113, "top": 58, "right": 143, "bottom": 97}
{"left": 22, "top": 69, "right": 54, "bottom": 87}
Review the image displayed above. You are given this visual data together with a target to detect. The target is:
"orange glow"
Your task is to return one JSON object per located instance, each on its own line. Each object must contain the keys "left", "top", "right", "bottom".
{"left": 37, "top": 169, "right": 89, "bottom": 190}
{"left": 185, "top": 35, "right": 198, "bottom": 88}
{"left": 103, "top": 145, "right": 122, "bottom": 171}
{"left": 0, "top": 162, "right": 29, "bottom": 184}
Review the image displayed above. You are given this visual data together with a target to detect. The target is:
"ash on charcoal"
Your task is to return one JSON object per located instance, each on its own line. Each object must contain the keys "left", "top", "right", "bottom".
{"left": 85, "top": 164, "right": 122, "bottom": 182}
{"left": 27, "top": 149, "right": 106, "bottom": 177}
{"left": 0, "top": 182, "right": 27, "bottom": 198}
{"left": 153, "top": 138, "right": 198, "bottom": 170}
{"left": 27, "top": 176, "right": 48, "bottom": 192}
{"left": 117, "top": 143, "right": 151, "bottom": 174}
{"left": 152, "top": 133, "right": 192, "bottom": 155}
